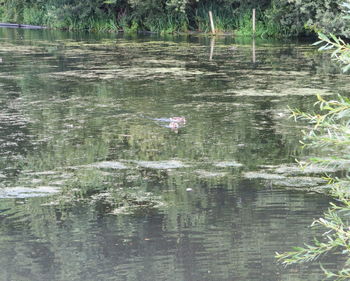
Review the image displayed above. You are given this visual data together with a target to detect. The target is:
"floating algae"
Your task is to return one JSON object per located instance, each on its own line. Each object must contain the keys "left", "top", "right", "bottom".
{"left": 243, "top": 169, "right": 328, "bottom": 189}
{"left": 0, "top": 186, "right": 59, "bottom": 198}
{"left": 104, "top": 190, "right": 166, "bottom": 215}
{"left": 24, "top": 170, "right": 59, "bottom": 176}
{"left": 214, "top": 161, "right": 243, "bottom": 168}
{"left": 243, "top": 171, "right": 286, "bottom": 180}
{"left": 272, "top": 176, "right": 327, "bottom": 188}
{"left": 45, "top": 67, "right": 206, "bottom": 81}
{"left": 136, "top": 160, "right": 187, "bottom": 169}
{"left": 273, "top": 163, "right": 337, "bottom": 175}
{"left": 228, "top": 88, "right": 335, "bottom": 97}
{"left": 84, "top": 161, "right": 128, "bottom": 170}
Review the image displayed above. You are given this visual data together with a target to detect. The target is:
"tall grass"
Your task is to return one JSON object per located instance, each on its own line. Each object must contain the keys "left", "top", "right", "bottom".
{"left": 193, "top": 3, "right": 237, "bottom": 33}
{"left": 23, "top": 7, "right": 48, "bottom": 26}
{"left": 143, "top": 13, "right": 188, "bottom": 33}
{"left": 87, "top": 18, "right": 119, "bottom": 32}
{"left": 192, "top": 3, "right": 285, "bottom": 37}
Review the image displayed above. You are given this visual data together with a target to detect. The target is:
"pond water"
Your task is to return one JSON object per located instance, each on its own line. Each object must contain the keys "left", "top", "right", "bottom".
{"left": 0, "top": 28, "right": 348, "bottom": 281}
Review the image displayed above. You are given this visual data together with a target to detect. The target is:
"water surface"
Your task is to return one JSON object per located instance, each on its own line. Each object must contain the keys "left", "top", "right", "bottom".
{"left": 0, "top": 28, "right": 348, "bottom": 281}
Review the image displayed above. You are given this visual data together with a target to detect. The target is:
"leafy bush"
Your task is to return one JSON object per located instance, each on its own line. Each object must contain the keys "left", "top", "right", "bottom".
{"left": 269, "top": 0, "right": 350, "bottom": 37}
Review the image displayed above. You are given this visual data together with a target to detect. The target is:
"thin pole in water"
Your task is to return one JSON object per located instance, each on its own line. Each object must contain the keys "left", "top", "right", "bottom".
{"left": 252, "top": 9, "right": 256, "bottom": 35}
{"left": 209, "top": 37, "right": 215, "bottom": 60}
{"left": 252, "top": 38, "right": 256, "bottom": 63}
{"left": 209, "top": 11, "right": 215, "bottom": 35}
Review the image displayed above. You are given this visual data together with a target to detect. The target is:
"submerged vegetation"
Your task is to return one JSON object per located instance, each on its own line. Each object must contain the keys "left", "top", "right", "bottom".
{"left": 0, "top": 0, "right": 350, "bottom": 36}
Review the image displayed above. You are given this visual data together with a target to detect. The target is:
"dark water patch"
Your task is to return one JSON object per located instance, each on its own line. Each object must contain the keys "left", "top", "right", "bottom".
{"left": 0, "top": 186, "right": 336, "bottom": 281}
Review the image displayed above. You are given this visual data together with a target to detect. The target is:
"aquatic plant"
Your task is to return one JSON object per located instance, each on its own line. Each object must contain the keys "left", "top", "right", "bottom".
{"left": 193, "top": 2, "right": 237, "bottom": 33}
{"left": 62, "top": 169, "right": 110, "bottom": 198}
{"left": 60, "top": 168, "right": 166, "bottom": 214}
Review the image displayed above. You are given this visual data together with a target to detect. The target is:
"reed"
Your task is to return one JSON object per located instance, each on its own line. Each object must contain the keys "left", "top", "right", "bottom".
{"left": 193, "top": 3, "right": 237, "bottom": 33}
{"left": 143, "top": 13, "right": 188, "bottom": 33}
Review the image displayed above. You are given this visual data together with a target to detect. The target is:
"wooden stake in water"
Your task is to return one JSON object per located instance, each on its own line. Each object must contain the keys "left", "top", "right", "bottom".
{"left": 252, "top": 9, "right": 256, "bottom": 35}
{"left": 209, "top": 37, "right": 215, "bottom": 61}
{"left": 209, "top": 11, "right": 215, "bottom": 35}
{"left": 252, "top": 38, "right": 256, "bottom": 63}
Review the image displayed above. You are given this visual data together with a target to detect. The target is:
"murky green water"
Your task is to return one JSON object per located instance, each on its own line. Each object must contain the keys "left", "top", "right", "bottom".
{"left": 0, "top": 28, "right": 348, "bottom": 281}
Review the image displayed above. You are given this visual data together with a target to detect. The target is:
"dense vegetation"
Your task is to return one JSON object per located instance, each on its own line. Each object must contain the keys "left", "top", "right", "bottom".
{"left": 0, "top": 0, "right": 350, "bottom": 36}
